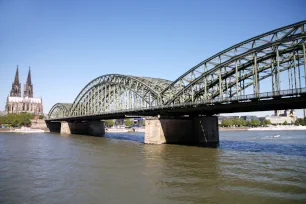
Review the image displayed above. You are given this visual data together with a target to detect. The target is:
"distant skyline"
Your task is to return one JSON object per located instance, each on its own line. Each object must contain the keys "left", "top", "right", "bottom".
{"left": 0, "top": 0, "right": 305, "bottom": 117}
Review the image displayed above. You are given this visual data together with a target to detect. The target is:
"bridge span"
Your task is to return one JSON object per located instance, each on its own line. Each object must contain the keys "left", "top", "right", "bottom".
{"left": 46, "top": 21, "right": 306, "bottom": 145}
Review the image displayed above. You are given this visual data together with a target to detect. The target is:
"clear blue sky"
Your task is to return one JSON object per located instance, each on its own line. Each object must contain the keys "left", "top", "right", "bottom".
{"left": 0, "top": 0, "right": 305, "bottom": 116}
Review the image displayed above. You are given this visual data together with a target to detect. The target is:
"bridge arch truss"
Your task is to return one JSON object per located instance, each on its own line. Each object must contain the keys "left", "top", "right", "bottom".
{"left": 48, "top": 103, "right": 72, "bottom": 119}
{"left": 161, "top": 21, "right": 306, "bottom": 104}
{"left": 69, "top": 74, "right": 172, "bottom": 116}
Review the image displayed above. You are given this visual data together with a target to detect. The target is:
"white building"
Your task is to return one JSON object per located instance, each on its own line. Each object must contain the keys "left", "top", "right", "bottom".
{"left": 266, "top": 110, "right": 297, "bottom": 124}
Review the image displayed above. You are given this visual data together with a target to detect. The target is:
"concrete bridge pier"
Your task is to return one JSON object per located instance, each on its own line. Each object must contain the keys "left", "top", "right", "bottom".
{"left": 60, "top": 121, "right": 89, "bottom": 135}
{"left": 47, "top": 120, "right": 105, "bottom": 136}
{"left": 46, "top": 121, "right": 61, "bottom": 133}
{"left": 144, "top": 116, "right": 219, "bottom": 145}
{"left": 60, "top": 121, "right": 71, "bottom": 134}
{"left": 192, "top": 116, "right": 219, "bottom": 144}
{"left": 87, "top": 121, "right": 105, "bottom": 136}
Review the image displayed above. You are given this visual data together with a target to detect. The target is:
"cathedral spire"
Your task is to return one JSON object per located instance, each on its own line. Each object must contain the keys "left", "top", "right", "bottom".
{"left": 14, "top": 65, "right": 20, "bottom": 85}
{"left": 10, "top": 65, "right": 21, "bottom": 97}
{"left": 24, "top": 66, "right": 33, "bottom": 98}
{"left": 26, "top": 67, "right": 32, "bottom": 85}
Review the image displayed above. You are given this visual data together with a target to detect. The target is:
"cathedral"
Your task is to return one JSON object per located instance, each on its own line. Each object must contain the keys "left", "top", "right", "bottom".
{"left": 5, "top": 66, "right": 43, "bottom": 115}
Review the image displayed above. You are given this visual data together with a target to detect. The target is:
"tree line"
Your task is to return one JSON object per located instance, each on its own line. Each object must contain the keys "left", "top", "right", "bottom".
{"left": 294, "top": 118, "right": 306, "bottom": 126}
{"left": 221, "top": 118, "right": 271, "bottom": 127}
{"left": 221, "top": 117, "right": 306, "bottom": 127}
{"left": 0, "top": 113, "right": 34, "bottom": 127}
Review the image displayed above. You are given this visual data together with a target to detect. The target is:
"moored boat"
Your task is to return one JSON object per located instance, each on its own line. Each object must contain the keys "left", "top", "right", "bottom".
{"left": 12, "top": 126, "right": 44, "bottom": 133}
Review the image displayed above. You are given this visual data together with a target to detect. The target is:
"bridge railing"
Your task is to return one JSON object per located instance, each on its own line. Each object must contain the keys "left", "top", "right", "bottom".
{"left": 50, "top": 87, "right": 306, "bottom": 120}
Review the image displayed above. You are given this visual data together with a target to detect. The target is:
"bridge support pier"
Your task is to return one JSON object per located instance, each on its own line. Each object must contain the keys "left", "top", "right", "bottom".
{"left": 192, "top": 116, "right": 219, "bottom": 144}
{"left": 60, "top": 121, "right": 72, "bottom": 134}
{"left": 144, "top": 116, "right": 219, "bottom": 145}
{"left": 46, "top": 121, "right": 61, "bottom": 133}
{"left": 58, "top": 121, "right": 105, "bottom": 136}
{"left": 87, "top": 121, "right": 105, "bottom": 136}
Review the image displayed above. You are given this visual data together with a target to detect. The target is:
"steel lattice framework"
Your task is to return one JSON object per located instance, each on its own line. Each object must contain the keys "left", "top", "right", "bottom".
{"left": 49, "top": 75, "right": 173, "bottom": 119}
{"left": 49, "top": 21, "right": 306, "bottom": 119}
{"left": 161, "top": 20, "right": 306, "bottom": 104}
{"left": 49, "top": 103, "right": 72, "bottom": 119}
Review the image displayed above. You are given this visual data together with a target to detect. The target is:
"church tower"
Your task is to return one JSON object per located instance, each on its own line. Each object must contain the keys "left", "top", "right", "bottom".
{"left": 10, "top": 66, "right": 21, "bottom": 97}
{"left": 24, "top": 67, "right": 33, "bottom": 98}
{"left": 6, "top": 66, "right": 43, "bottom": 115}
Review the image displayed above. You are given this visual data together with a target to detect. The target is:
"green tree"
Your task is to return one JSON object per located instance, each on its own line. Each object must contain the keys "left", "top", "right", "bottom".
{"left": 250, "top": 120, "right": 261, "bottom": 127}
{"left": 0, "top": 113, "right": 32, "bottom": 127}
{"left": 283, "top": 121, "right": 288, "bottom": 125}
{"left": 262, "top": 119, "right": 272, "bottom": 126}
{"left": 232, "top": 118, "right": 240, "bottom": 126}
{"left": 23, "top": 118, "right": 31, "bottom": 126}
{"left": 294, "top": 118, "right": 305, "bottom": 126}
{"left": 104, "top": 119, "right": 115, "bottom": 127}
{"left": 221, "top": 119, "right": 233, "bottom": 127}
{"left": 124, "top": 119, "right": 134, "bottom": 127}
{"left": 39, "top": 115, "right": 44, "bottom": 119}
{"left": 12, "top": 119, "right": 19, "bottom": 127}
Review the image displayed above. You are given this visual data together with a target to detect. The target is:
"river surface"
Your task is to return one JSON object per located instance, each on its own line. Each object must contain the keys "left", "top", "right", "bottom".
{"left": 0, "top": 130, "right": 306, "bottom": 204}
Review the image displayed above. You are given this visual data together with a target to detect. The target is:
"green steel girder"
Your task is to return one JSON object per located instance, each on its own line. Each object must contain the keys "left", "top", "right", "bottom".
{"left": 69, "top": 74, "right": 173, "bottom": 116}
{"left": 211, "top": 51, "right": 305, "bottom": 99}
{"left": 161, "top": 20, "right": 306, "bottom": 104}
{"left": 49, "top": 103, "right": 72, "bottom": 119}
{"left": 190, "top": 44, "right": 305, "bottom": 102}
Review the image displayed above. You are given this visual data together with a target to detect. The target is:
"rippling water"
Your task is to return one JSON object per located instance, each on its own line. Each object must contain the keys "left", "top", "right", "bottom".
{"left": 0, "top": 131, "right": 306, "bottom": 204}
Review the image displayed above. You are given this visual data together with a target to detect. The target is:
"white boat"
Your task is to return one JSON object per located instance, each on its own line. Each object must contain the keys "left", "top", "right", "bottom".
{"left": 105, "top": 128, "right": 129, "bottom": 133}
{"left": 135, "top": 128, "right": 145, "bottom": 133}
{"left": 12, "top": 126, "right": 44, "bottom": 133}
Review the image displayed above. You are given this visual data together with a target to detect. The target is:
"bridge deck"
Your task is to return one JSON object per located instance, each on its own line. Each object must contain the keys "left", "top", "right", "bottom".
{"left": 47, "top": 88, "right": 306, "bottom": 122}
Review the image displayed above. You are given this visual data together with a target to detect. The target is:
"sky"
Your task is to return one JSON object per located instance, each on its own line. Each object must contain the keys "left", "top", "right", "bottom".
{"left": 0, "top": 0, "right": 305, "bottom": 117}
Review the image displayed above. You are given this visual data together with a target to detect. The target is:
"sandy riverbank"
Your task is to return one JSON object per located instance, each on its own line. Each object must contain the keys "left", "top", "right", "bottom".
{"left": 0, "top": 129, "right": 13, "bottom": 133}
{"left": 0, "top": 128, "right": 49, "bottom": 133}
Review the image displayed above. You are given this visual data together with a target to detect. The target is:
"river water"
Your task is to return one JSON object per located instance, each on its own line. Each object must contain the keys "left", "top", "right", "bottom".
{"left": 0, "top": 131, "right": 306, "bottom": 204}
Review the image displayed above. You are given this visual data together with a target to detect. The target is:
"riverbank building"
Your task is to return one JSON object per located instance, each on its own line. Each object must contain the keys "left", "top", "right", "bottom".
{"left": 5, "top": 66, "right": 43, "bottom": 115}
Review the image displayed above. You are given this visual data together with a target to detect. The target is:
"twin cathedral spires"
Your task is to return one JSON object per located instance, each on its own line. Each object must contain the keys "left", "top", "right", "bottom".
{"left": 10, "top": 66, "right": 33, "bottom": 98}
{"left": 6, "top": 66, "right": 43, "bottom": 114}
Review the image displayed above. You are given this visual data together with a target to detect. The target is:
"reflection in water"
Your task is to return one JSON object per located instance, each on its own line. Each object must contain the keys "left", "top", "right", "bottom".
{"left": 105, "top": 132, "right": 144, "bottom": 143}
{"left": 142, "top": 144, "right": 220, "bottom": 203}
{"left": 0, "top": 131, "right": 306, "bottom": 204}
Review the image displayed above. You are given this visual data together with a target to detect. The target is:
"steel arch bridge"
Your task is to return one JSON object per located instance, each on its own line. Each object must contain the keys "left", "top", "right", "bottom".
{"left": 49, "top": 21, "right": 306, "bottom": 120}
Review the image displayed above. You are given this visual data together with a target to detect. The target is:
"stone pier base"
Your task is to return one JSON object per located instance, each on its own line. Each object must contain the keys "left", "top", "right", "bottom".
{"left": 144, "top": 116, "right": 219, "bottom": 145}
{"left": 87, "top": 121, "right": 105, "bottom": 136}
{"left": 46, "top": 121, "right": 61, "bottom": 133}
{"left": 145, "top": 119, "right": 194, "bottom": 144}
{"left": 50, "top": 121, "right": 105, "bottom": 136}
{"left": 192, "top": 116, "right": 219, "bottom": 144}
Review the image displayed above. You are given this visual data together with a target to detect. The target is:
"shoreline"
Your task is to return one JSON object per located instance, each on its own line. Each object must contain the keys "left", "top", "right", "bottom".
{"left": 0, "top": 128, "right": 15, "bottom": 133}
{"left": 220, "top": 126, "right": 306, "bottom": 131}
{"left": 0, "top": 128, "right": 48, "bottom": 133}
{"left": 219, "top": 127, "right": 248, "bottom": 131}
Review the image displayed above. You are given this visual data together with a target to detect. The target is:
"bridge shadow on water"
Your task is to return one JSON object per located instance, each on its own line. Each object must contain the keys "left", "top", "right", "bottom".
{"left": 104, "top": 132, "right": 144, "bottom": 143}
{"left": 104, "top": 133, "right": 306, "bottom": 157}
